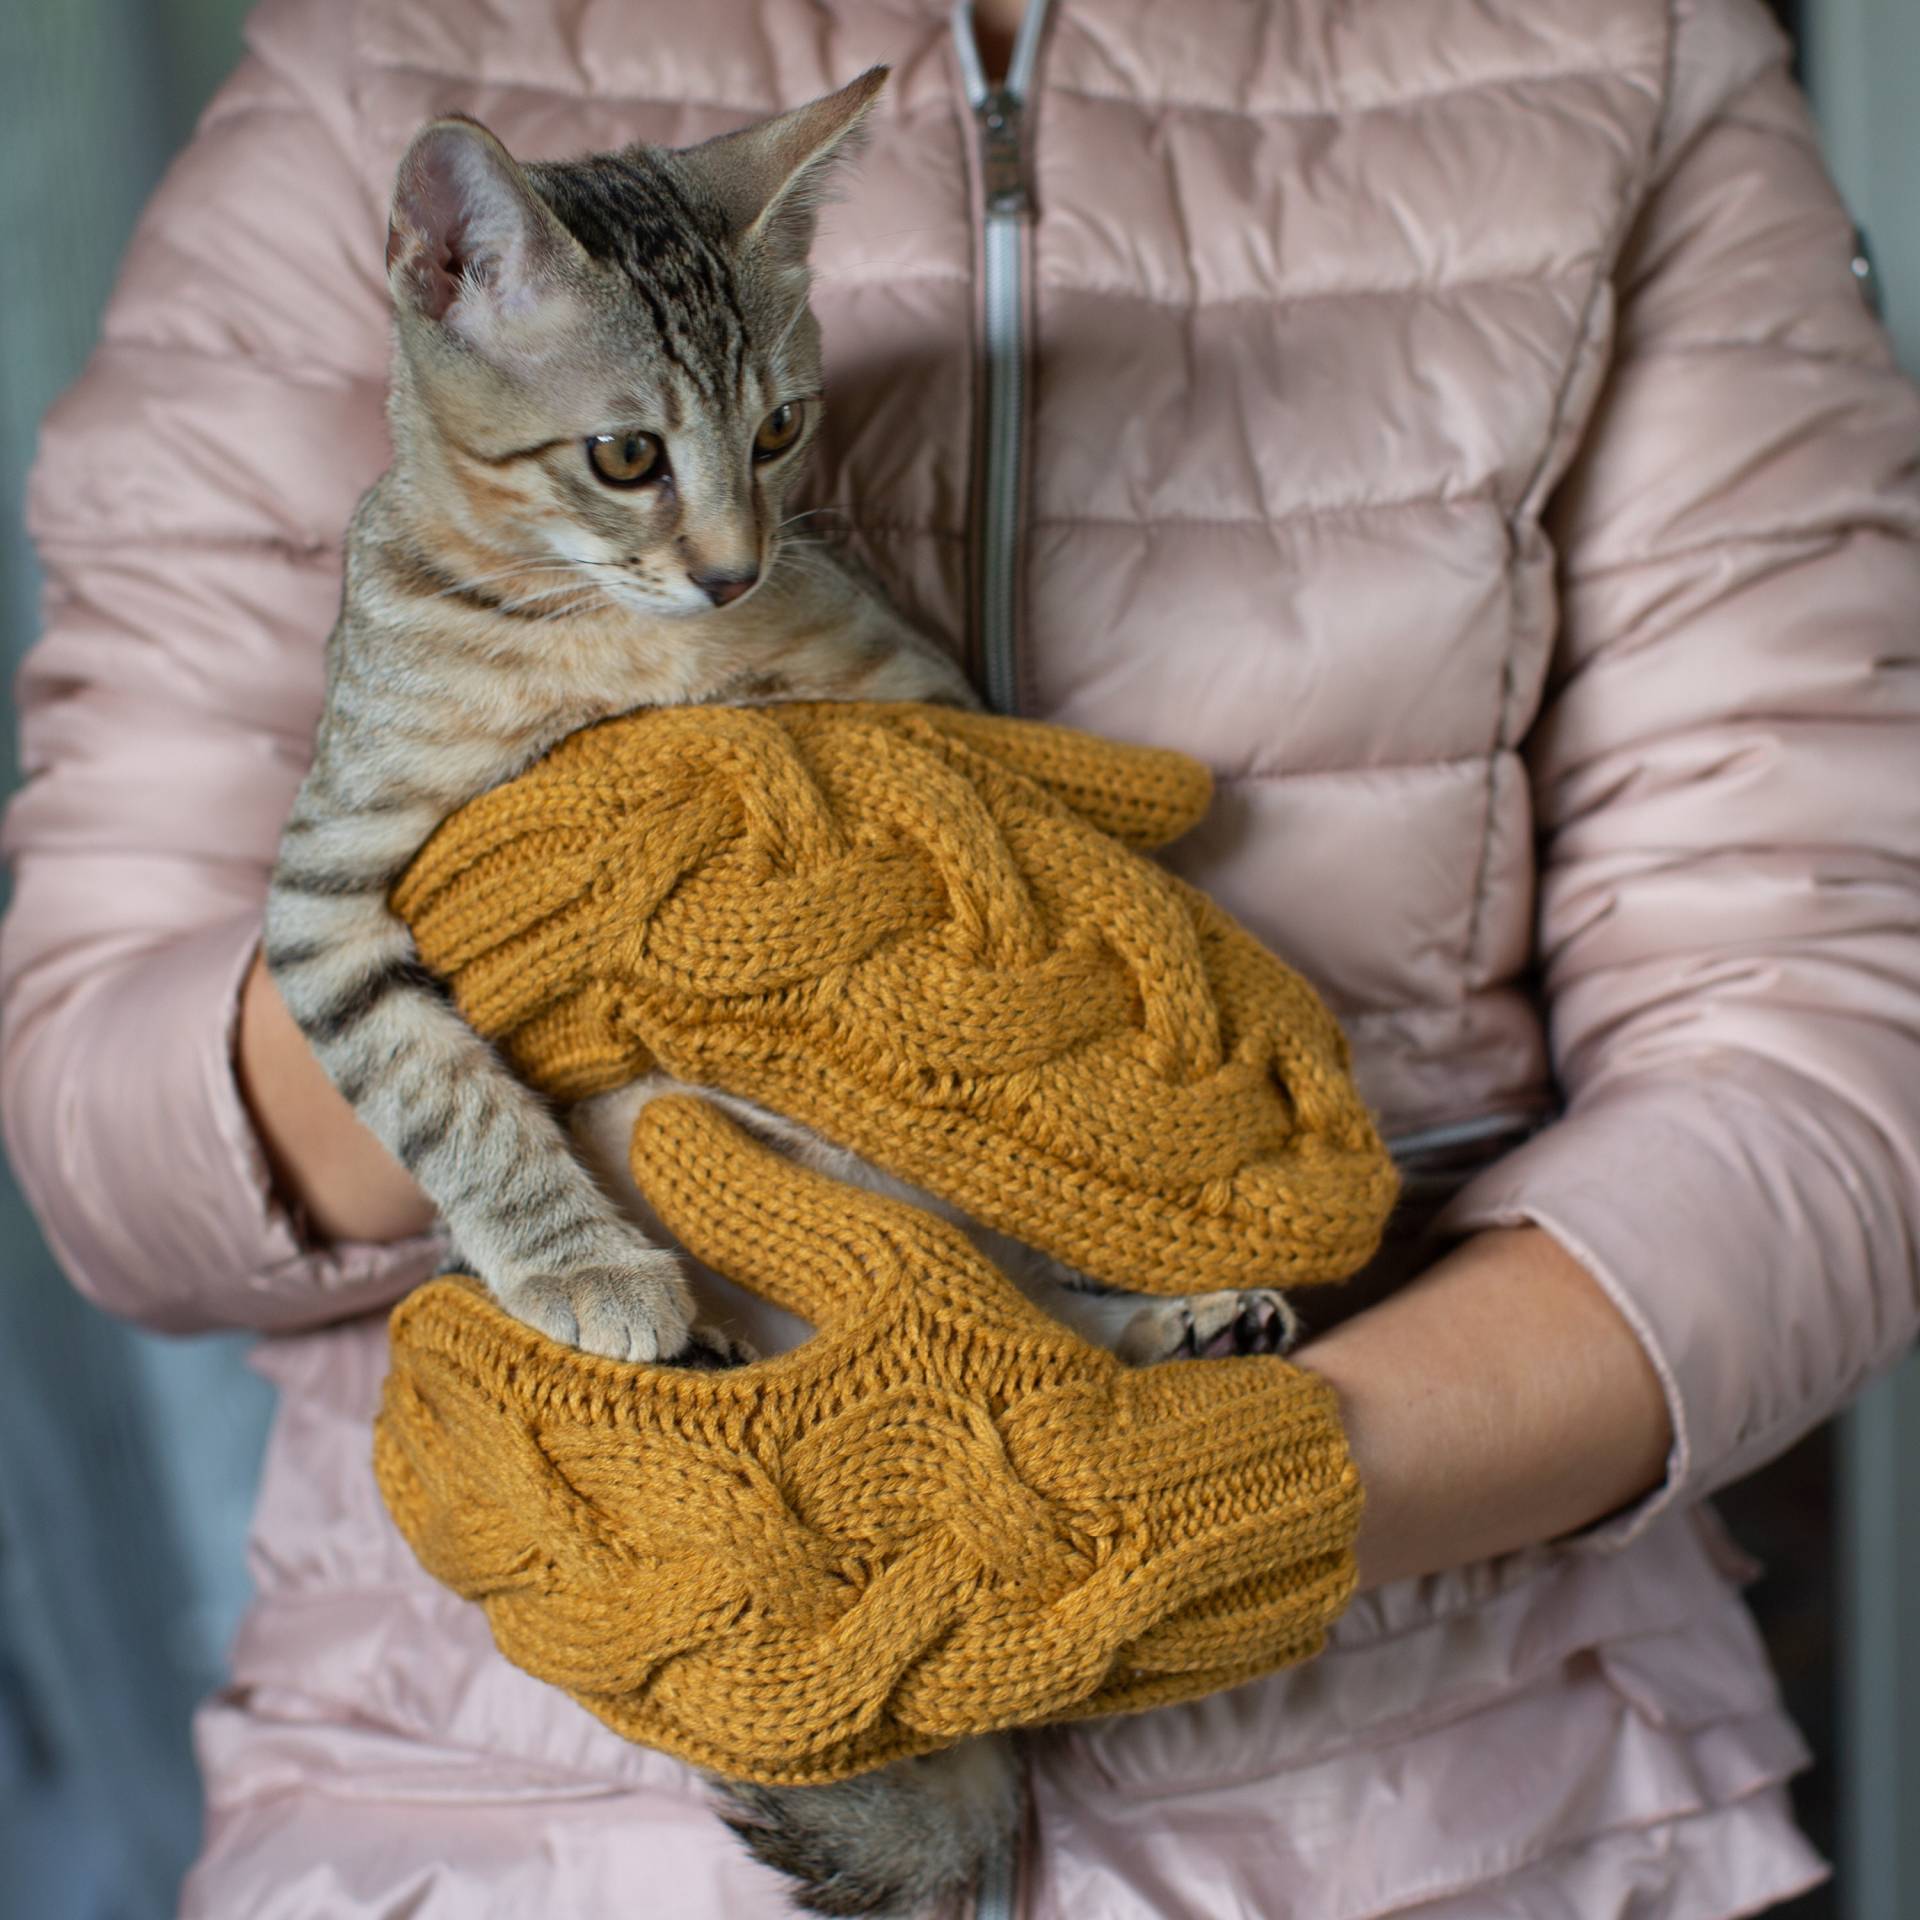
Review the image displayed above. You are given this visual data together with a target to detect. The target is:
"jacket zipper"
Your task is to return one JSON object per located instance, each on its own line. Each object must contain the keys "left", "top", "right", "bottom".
{"left": 972, "top": 1809, "right": 1020, "bottom": 1920}
{"left": 953, "top": 0, "right": 1051, "bottom": 715}
{"left": 950, "top": 11, "right": 1050, "bottom": 1905}
{"left": 952, "top": 13, "right": 1042, "bottom": 1914}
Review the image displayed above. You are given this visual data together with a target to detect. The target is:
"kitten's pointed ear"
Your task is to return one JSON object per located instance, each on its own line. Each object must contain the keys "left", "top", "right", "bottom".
{"left": 687, "top": 67, "right": 889, "bottom": 271}
{"left": 387, "top": 117, "right": 583, "bottom": 353}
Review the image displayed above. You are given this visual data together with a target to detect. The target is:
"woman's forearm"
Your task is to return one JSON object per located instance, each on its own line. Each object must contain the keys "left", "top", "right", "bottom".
{"left": 237, "top": 935, "right": 1674, "bottom": 1564}
{"left": 235, "top": 945, "right": 438, "bottom": 1244}
{"left": 1298, "top": 1225, "right": 1674, "bottom": 1590}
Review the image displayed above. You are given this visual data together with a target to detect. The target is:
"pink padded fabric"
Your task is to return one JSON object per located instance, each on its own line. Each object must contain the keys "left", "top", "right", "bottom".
{"left": 4, "top": 0, "right": 1913, "bottom": 1910}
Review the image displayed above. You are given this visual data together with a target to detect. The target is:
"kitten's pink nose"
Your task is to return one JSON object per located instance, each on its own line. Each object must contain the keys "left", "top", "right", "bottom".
{"left": 691, "top": 567, "right": 759, "bottom": 608}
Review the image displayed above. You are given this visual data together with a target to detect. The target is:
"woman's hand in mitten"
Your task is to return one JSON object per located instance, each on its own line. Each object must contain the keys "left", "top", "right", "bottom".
{"left": 376, "top": 1093, "right": 1366, "bottom": 1783}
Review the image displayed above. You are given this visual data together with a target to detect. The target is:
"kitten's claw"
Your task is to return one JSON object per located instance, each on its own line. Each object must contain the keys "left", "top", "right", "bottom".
{"left": 1230, "top": 1290, "right": 1301, "bottom": 1356}
{"left": 1117, "top": 1288, "right": 1300, "bottom": 1365}
{"left": 668, "top": 1325, "right": 760, "bottom": 1372}
{"left": 498, "top": 1253, "right": 693, "bottom": 1362}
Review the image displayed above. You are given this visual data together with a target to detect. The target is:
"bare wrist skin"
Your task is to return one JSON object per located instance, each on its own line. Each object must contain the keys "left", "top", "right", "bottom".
{"left": 1297, "top": 1226, "right": 1674, "bottom": 1591}
{"left": 236, "top": 945, "right": 438, "bottom": 1245}
{"left": 238, "top": 932, "right": 1673, "bottom": 1566}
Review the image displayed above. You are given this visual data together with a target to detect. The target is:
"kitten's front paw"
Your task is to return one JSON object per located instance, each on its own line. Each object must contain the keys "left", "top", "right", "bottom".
{"left": 498, "top": 1252, "right": 694, "bottom": 1362}
{"left": 1117, "top": 1288, "right": 1301, "bottom": 1365}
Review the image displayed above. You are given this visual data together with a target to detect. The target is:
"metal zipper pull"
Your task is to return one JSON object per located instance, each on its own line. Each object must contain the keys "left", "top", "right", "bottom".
{"left": 979, "top": 87, "right": 1030, "bottom": 217}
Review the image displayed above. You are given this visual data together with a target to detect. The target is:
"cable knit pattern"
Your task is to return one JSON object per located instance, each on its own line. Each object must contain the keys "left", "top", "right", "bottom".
{"left": 375, "top": 1095, "right": 1363, "bottom": 1784}
{"left": 8, "top": 0, "right": 1892, "bottom": 1907}
{"left": 392, "top": 702, "right": 1398, "bottom": 1295}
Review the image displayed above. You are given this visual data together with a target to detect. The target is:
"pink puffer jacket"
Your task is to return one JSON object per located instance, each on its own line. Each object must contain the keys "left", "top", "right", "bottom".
{"left": 6, "top": 0, "right": 1917, "bottom": 1912}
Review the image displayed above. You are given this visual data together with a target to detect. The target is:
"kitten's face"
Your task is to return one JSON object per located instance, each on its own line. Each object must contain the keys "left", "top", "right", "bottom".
{"left": 384, "top": 75, "right": 883, "bottom": 618}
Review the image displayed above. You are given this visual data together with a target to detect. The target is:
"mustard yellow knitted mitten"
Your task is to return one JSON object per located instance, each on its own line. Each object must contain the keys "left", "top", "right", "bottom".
{"left": 375, "top": 1095, "right": 1363, "bottom": 1787}
{"left": 392, "top": 702, "right": 1397, "bottom": 1295}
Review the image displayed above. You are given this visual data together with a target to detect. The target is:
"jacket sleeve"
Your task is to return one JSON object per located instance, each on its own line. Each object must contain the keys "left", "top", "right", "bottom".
{"left": 1440, "top": 4, "right": 1920, "bottom": 1545}
{"left": 0, "top": 0, "right": 444, "bottom": 1333}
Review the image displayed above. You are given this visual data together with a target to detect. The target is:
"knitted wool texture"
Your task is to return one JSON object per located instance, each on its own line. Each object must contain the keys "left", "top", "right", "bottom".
{"left": 391, "top": 702, "right": 1398, "bottom": 1294}
{"left": 376, "top": 1096, "right": 1365, "bottom": 1785}
{"left": 375, "top": 702, "right": 1393, "bottom": 1783}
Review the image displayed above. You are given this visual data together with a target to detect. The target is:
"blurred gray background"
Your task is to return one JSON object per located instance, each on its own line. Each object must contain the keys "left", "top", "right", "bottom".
{"left": 0, "top": 2, "right": 1914, "bottom": 1917}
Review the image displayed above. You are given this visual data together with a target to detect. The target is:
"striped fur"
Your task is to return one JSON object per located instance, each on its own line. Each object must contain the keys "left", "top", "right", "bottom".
{"left": 267, "top": 75, "right": 969, "bottom": 1363}
{"left": 269, "top": 78, "right": 1295, "bottom": 1917}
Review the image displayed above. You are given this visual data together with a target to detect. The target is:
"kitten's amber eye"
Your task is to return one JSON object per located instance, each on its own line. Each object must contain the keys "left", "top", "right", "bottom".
{"left": 587, "top": 430, "right": 665, "bottom": 487}
{"left": 753, "top": 402, "right": 803, "bottom": 460}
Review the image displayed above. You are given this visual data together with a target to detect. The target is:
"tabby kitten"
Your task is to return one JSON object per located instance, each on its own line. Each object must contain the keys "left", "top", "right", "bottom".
{"left": 265, "top": 75, "right": 1293, "bottom": 1918}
